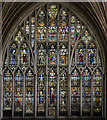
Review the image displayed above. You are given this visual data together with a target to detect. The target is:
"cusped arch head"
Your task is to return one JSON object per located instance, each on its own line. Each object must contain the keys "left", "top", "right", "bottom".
{"left": 87, "top": 41, "right": 97, "bottom": 49}
{"left": 71, "top": 67, "right": 80, "bottom": 76}
{"left": 14, "top": 67, "right": 24, "bottom": 75}
{"left": 25, "top": 67, "right": 34, "bottom": 75}
{"left": 3, "top": 67, "right": 13, "bottom": 76}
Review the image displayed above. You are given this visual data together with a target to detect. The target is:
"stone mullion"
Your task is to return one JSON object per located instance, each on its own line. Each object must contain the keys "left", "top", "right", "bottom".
{"left": 12, "top": 74, "right": 15, "bottom": 118}
{"left": 34, "top": 9, "right": 37, "bottom": 118}
{"left": 68, "top": 9, "right": 71, "bottom": 117}
{"left": 23, "top": 72, "right": 25, "bottom": 118}
{"left": 46, "top": 4, "right": 48, "bottom": 117}
{"left": 57, "top": 4, "right": 59, "bottom": 117}
{"left": 91, "top": 73, "right": 93, "bottom": 117}
{"left": 80, "top": 72, "right": 82, "bottom": 116}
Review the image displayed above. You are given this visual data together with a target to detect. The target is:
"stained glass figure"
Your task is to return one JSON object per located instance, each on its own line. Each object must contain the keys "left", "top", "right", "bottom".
{"left": 82, "top": 30, "right": 91, "bottom": 43}
{"left": 14, "top": 70, "right": 23, "bottom": 116}
{"left": 77, "top": 43, "right": 86, "bottom": 68}
{"left": 71, "top": 69, "right": 80, "bottom": 116}
{"left": 48, "top": 21, "right": 57, "bottom": 41}
{"left": 37, "top": 68, "right": 46, "bottom": 116}
{"left": 37, "top": 25, "right": 46, "bottom": 42}
{"left": 9, "top": 43, "right": 18, "bottom": 70}
{"left": 82, "top": 69, "right": 91, "bottom": 115}
{"left": 37, "top": 44, "right": 46, "bottom": 65}
{"left": 3, "top": 70, "right": 12, "bottom": 113}
{"left": 15, "top": 31, "right": 24, "bottom": 44}
{"left": 59, "top": 68, "right": 68, "bottom": 116}
{"left": 37, "top": 10, "right": 46, "bottom": 42}
{"left": 88, "top": 43, "right": 97, "bottom": 66}
{"left": 25, "top": 69, "right": 34, "bottom": 115}
{"left": 93, "top": 69, "right": 102, "bottom": 116}
{"left": 59, "top": 44, "right": 68, "bottom": 65}
{"left": 48, "top": 44, "right": 57, "bottom": 65}
{"left": 59, "top": 10, "right": 68, "bottom": 41}
{"left": 49, "top": 5, "right": 58, "bottom": 19}
{"left": 71, "top": 69, "right": 80, "bottom": 86}
{"left": 93, "top": 69, "right": 102, "bottom": 87}
{"left": 31, "top": 16, "right": 35, "bottom": 53}
{"left": 20, "top": 43, "right": 29, "bottom": 69}
{"left": 48, "top": 68, "right": 57, "bottom": 116}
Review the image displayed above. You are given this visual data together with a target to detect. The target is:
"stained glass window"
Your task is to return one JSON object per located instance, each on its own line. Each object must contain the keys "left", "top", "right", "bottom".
{"left": 3, "top": 70, "right": 12, "bottom": 116}
{"left": 3, "top": 3, "right": 104, "bottom": 118}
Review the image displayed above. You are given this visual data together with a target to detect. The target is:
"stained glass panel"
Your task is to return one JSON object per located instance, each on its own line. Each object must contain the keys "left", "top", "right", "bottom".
{"left": 15, "top": 31, "right": 24, "bottom": 43}
{"left": 37, "top": 10, "right": 46, "bottom": 42}
{"left": 71, "top": 69, "right": 80, "bottom": 116}
{"left": 20, "top": 43, "right": 29, "bottom": 69}
{"left": 14, "top": 70, "right": 23, "bottom": 116}
{"left": 48, "top": 44, "right": 57, "bottom": 65}
{"left": 37, "top": 44, "right": 46, "bottom": 65}
{"left": 93, "top": 69, "right": 102, "bottom": 116}
{"left": 49, "top": 5, "right": 58, "bottom": 19}
{"left": 82, "top": 30, "right": 91, "bottom": 43}
{"left": 48, "top": 21, "right": 57, "bottom": 41}
{"left": 37, "top": 67, "right": 46, "bottom": 116}
{"left": 48, "top": 68, "right": 57, "bottom": 116}
{"left": 25, "top": 69, "right": 34, "bottom": 116}
{"left": 9, "top": 43, "right": 18, "bottom": 70}
{"left": 88, "top": 43, "right": 97, "bottom": 67}
{"left": 31, "top": 15, "right": 35, "bottom": 53}
{"left": 26, "top": 18, "right": 30, "bottom": 38}
{"left": 59, "top": 44, "right": 68, "bottom": 65}
{"left": 59, "top": 68, "right": 68, "bottom": 116}
{"left": 82, "top": 69, "right": 91, "bottom": 115}
{"left": 3, "top": 70, "right": 12, "bottom": 112}
{"left": 59, "top": 10, "right": 68, "bottom": 41}
{"left": 71, "top": 15, "right": 75, "bottom": 50}
{"left": 77, "top": 43, "right": 86, "bottom": 68}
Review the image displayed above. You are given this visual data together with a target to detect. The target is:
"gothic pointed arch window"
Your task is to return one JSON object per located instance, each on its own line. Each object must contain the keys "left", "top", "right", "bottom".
{"left": 3, "top": 3, "right": 105, "bottom": 119}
